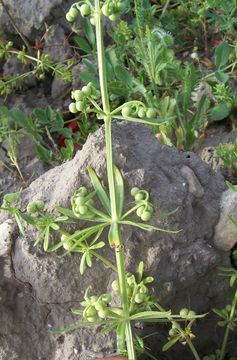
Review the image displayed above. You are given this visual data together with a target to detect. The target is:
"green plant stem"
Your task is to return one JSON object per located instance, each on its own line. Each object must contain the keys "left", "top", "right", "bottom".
{"left": 219, "top": 288, "right": 237, "bottom": 360}
{"left": 94, "top": 1, "right": 135, "bottom": 358}
{"left": 155, "top": 303, "right": 201, "bottom": 360}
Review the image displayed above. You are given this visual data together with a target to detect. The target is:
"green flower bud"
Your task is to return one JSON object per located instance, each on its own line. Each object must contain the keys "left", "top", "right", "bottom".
{"left": 168, "top": 328, "right": 176, "bottom": 337}
{"left": 87, "top": 316, "right": 97, "bottom": 322}
{"left": 27, "top": 200, "right": 45, "bottom": 213}
{"left": 79, "top": 187, "right": 88, "bottom": 196}
{"left": 188, "top": 310, "right": 196, "bottom": 318}
{"left": 85, "top": 305, "right": 97, "bottom": 318}
{"left": 62, "top": 239, "right": 74, "bottom": 250}
{"left": 89, "top": 296, "right": 98, "bottom": 304}
{"left": 3, "top": 192, "right": 19, "bottom": 204}
{"left": 109, "top": 13, "right": 119, "bottom": 21}
{"left": 102, "top": 4, "right": 110, "bottom": 16}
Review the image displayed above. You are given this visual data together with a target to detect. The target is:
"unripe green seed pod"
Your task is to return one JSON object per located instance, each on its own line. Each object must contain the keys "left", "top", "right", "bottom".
{"left": 74, "top": 90, "right": 84, "bottom": 101}
{"left": 138, "top": 108, "right": 146, "bottom": 118}
{"left": 69, "top": 102, "right": 77, "bottom": 113}
{"left": 111, "top": 280, "right": 120, "bottom": 292}
{"left": 135, "top": 192, "right": 144, "bottom": 201}
{"left": 141, "top": 211, "right": 152, "bottom": 222}
{"left": 80, "top": 4, "right": 91, "bottom": 16}
{"left": 75, "top": 196, "right": 85, "bottom": 206}
{"left": 179, "top": 308, "right": 189, "bottom": 317}
{"left": 126, "top": 276, "right": 134, "bottom": 286}
{"left": 82, "top": 85, "right": 92, "bottom": 96}
{"left": 127, "top": 286, "right": 133, "bottom": 297}
{"left": 135, "top": 293, "right": 145, "bottom": 304}
{"left": 121, "top": 106, "right": 132, "bottom": 118}
{"left": 131, "top": 187, "right": 140, "bottom": 197}
{"left": 3, "top": 192, "right": 19, "bottom": 204}
{"left": 146, "top": 108, "right": 156, "bottom": 118}
{"left": 69, "top": 7, "right": 79, "bottom": 19}
{"left": 78, "top": 205, "right": 88, "bottom": 215}
{"left": 98, "top": 309, "right": 109, "bottom": 318}
{"left": 188, "top": 310, "right": 196, "bottom": 318}
{"left": 66, "top": 12, "right": 74, "bottom": 22}
{"left": 136, "top": 206, "right": 145, "bottom": 217}
{"left": 101, "top": 293, "right": 112, "bottom": 303}
{"left": 27, "top": 200, "right": 44, "bottom": 213}
{"left": 169, "top": 328, "right": 176, "bottom": 337}
{"left": 76, "top": 101, "right": 84, "bottom": 112}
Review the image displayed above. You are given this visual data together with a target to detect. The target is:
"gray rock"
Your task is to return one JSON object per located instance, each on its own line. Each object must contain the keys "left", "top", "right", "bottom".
{"left": 3, "top": 55, "right": 36, "bottom": 89}
{"left": 1, "top": 122, "right": 231, "bottom": 359}
{"left": 44, "top": 24, "right": 72, "bottom": 62}
{"left": 0, "top": 219, "right": 15, "bottom": 257}
{"left": 0, "top": 0, "right": 63, "bottom": 38}
{"left": 214, "top": 188, "right": 237, "bottom": 251}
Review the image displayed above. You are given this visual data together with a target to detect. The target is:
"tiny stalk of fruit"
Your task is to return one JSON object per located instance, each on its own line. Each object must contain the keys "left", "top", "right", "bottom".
{"left": 1, "top": 1, "right": 206, "bottom": 360}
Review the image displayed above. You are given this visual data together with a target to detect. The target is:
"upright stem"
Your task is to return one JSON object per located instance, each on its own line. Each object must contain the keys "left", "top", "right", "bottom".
{"left": 219, "top": 289, "right": 237, "bottom": 360}
{"left": 94, "top": 1, "right": 135, "bottom": 358}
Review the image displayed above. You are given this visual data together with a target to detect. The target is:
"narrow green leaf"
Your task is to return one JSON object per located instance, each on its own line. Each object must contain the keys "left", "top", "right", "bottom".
{"left": 115, "top": 65, "right": 133, "bottom": 87}
{"left": 113, "top": 165, "right": 124, "bottom": 217}
{"left": 120, "top": 220, "right": 180, "bottom": 233}
{"left": 226, "top": 181, "right": 237, "bottom": 192}
{"left": 129, "top": 310, "right": 171, "bottom": 321}
{"left": 162, "top": 337, "right": 180, "bottom": 352}
{"left": 137, "top": 261, "right": 144, "bottom": 283}
{"left": 214, "top": 41, "right": 230, "bottom": 69}
{"left": 73, "top": 35, "right": 92, "bottom": 53}
{"left": 100, "top": 323, "right": 117, "bottom": 335}
{"left": 53, "top": 319, "right": 115, "bottom": 334}
{"left": 112, "top": 115, "right": 164, "bottom": 126}
{"left": 15, "top": 214, "right": 25, "bottom": 235}
{"left": 116, "top": 321, "right": 126, "bottom": 352}
{"left": 83, "top": 18, "right": 95, "bottom": 46}
{"left": 87, "top": 166, "right": 111, "bottom": 215}
{"left": 44, "top": 226, "right": 50, "bottom": 251}
{"left": 83, "top": 58, "right": 97, "bottom": 74}
{"left": 80, "top": 252, "right": 87, "bottom": 274}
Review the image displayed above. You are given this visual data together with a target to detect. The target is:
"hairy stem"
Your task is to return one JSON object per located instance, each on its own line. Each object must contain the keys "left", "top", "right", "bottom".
{"left": 94, "top": 1, "right": 135, "bottom": 358}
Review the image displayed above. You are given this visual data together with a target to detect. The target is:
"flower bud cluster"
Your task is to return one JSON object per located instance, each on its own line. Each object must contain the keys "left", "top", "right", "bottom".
{"left": 71, "top": 187, "right": 94, "bottom": 218}
{"left": 69, "top": 82, "right": 100, "bottom": 114}
{"left": 81, "top": 293, "right": 112, "bottom": 322}
{"left": 131, "top": 187, "right": 154, "bottom": 222}
{"left": 121, "top": 104, "right": 157, "bottom": 119}
{"left": 101, "top": 0, "right": 124, "bottom": 21}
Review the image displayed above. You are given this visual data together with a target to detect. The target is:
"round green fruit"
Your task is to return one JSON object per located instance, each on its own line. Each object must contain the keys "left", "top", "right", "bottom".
{"left": 69, "top": 7, "right": 79, "bottom": 19}
{"left": 179, "top": 308, "right": 189, "bottom": 317}
{"left": 136, "top": 206, "right": 145, "bottom": 217}
{"left": 69, "top": 102, "right": 77, "bottom": 113}
{"left": 76, "top": 101, "right": 84, "bottom": 112}
{"left": 102, "top": 4, "right": 110, "bottom": 16}
{"left": 146, "top": 108, "right": 156, "bottom": 118}
{"left": 134, "top": 193, "right": 144, "bottom": 201}
{"left": 141, "top": 211, "right": 152, "bottom": 222}
{"left": 98, "top": 309, "right": 109, "bottom": 318}
{"left": 78, "top": 205, "right": 88, "bottom": 215}
{"left": 121, "top": 106, "right": 132, "bottom": 118}
{"left": 138, "top": 108, "right": 146, "bottom": 118}
{"left": 131, "top": 187, "right": 140, "bottom": 197}
{"left": 80, "top": 4, "right": 91, "bottom": 16}
{"left": 74, "top": 90, "right": 84, "bottom": 101}
{"left": 66, "top": 12, "right": 74, "bottom": 22}
{"left": 62, "top": 239, "right": 74, "bottom": 250}
{"left": 135, "top": 293, "right": 145, "bottom": 304}
{"left": 82, "top": 85, "right": 92, "bottom": 96}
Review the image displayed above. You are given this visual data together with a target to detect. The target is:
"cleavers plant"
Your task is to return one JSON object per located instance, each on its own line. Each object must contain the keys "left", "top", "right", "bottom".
{"left": 1, "top": 2, "right": 207, "bottom": 359}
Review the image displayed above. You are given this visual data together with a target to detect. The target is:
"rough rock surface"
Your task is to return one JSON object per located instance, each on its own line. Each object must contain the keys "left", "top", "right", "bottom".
{"left": 214, "top": 188, "right": 237, "bottom": 251}
{"left": 0, "top": 0, "right": 64, "bottom": 38}
{"left": 0, "top": 122, "right": 233, "bottom": 359}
